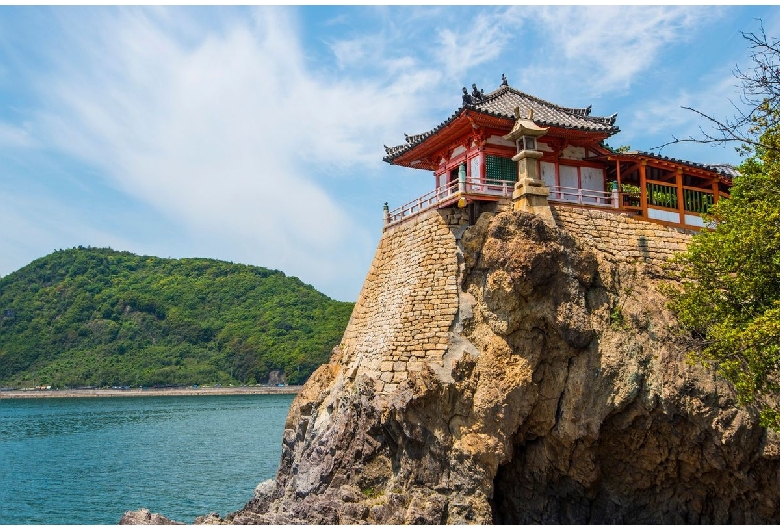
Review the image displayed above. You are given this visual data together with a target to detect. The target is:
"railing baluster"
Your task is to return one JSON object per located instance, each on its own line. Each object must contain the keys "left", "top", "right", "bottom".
{"left": 389, "top": 179, "right": 632, "bottom": 227}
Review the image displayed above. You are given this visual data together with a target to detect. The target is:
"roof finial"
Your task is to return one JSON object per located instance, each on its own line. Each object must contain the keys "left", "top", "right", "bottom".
{"left": 501, "top": 73, "right": 508, "bottom": 86}
{"left": 527, "top": 108, "right": 534, "bottom": 120}
{"left": 462, "top": 87, "right": 472, "bottom": 105}
{"left": 471, "top": 83, "right": 484, "bottom": 101}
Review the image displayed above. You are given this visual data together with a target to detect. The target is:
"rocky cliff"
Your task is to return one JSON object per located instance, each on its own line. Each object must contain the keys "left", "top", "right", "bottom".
{"left": 125, "top": 206, "right": 780, "bottom": 524}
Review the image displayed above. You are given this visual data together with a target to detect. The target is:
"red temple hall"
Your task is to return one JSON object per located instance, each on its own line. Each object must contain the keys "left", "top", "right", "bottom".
{"left": 383, "top": 77, "right": 736, "bottom": 230}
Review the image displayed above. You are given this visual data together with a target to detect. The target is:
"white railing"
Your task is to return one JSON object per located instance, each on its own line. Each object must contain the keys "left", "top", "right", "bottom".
{"left": 387, "top": 181, "right": 458, "bottom": 225}
{"left": 386, "top": 180, "right": 618, "bottom": 227}
{"left": 386, "top": 178, "right": 513, "bottom": 226}
{"left": 547, "top": 186, "right": 617, "bottom": 208}
{"left": 463, "top": 177, "right": 513, "bottom": 196}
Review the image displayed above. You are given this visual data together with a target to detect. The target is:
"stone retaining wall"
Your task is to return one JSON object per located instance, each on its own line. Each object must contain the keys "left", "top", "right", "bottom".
{"left": 341, "top": 208, "right": 461, "bottom": 393}
{"left": 551, "top": 205, "right": 693, "bottom": 269}
{"left": 342, "top": 202, "right": 692, "bottom": 394}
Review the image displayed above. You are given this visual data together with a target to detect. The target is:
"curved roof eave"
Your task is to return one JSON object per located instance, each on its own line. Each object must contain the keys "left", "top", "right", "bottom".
{"left": 384, "top": 84, "right": 620, "bottom": 164}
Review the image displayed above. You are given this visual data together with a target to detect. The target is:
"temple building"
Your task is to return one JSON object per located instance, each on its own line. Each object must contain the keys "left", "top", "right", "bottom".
{"left": 383, "top": 77, "right": 737, "bottom": 230}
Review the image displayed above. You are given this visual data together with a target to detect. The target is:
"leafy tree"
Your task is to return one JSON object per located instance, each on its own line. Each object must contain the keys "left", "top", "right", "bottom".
{"left": 0, "top": 247, "right": 353, "bottom": 388}
{"left": 666, "top": 25, "right": 780, "bottom": 429}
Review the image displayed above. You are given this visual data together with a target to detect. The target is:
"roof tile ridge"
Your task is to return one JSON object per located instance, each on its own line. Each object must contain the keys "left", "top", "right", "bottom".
{"left": 506, "top": 87, "right": 590, "bottom": 115}
{"left": 618, "top": 150, "right": 736, "bottom": 178}
{"left": 479, "top": 84, "right": 512, "bottom": 103}
{"left": 502, "top": 86, "right": 618, "bottom": 124}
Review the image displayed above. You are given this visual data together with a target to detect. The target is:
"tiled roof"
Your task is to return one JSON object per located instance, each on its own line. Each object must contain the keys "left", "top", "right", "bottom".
{"left": 705, "top": 163, "right": 740, "bottom": 179}
{"left": 384, "top": 83, "right": 619, "bottom": 163}
{"left": 470, "top": 85, "right": 618, "bottom": 132}
{"left": 608, "top": 148, "right": 739, "bottom": 179}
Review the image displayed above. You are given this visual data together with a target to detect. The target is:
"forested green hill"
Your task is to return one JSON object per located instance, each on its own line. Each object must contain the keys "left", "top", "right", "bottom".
{"left": 0, "top": 247, "right": 353, "bottom": 388}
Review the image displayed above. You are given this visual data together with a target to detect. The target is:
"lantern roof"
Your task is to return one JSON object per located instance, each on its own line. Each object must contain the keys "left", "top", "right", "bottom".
{"left": 503, "top": 108, "right": 550, "bottom": 141}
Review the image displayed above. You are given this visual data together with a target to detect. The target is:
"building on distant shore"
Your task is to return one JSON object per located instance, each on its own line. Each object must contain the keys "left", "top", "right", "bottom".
{"left": 383, "top": 77, "right": 736, "bottom": 231}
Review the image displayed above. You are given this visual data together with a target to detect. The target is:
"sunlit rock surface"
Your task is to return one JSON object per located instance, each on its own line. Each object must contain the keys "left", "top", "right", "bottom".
{"left": 126, "top": 207, "right": 780, "bottom": 524}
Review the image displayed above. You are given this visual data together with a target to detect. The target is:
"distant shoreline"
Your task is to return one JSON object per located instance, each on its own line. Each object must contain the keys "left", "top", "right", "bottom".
{"left": 0, "top": 385, "right": 302, "bottom": 399}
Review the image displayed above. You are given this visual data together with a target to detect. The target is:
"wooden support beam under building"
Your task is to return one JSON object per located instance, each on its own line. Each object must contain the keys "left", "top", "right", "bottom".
{"left": 676, "top": 168, "right": 685, "bottom": 225}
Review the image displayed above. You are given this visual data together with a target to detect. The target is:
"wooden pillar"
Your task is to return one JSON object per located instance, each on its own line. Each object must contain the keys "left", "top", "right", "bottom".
{"left": 676, "top": 168, "right": 685, "bottom": 225}
{"left": 639, "top": 160, "right": 647, "bottom": 217}
{"left": 712, "top": 178, "right": 719, "bottom": 204}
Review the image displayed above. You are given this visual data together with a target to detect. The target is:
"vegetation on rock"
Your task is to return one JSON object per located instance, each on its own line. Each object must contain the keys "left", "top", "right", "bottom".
{"left": 0, "top": 247, "right": 353, "bottom": 388}
{"left": 668, "top": 141, "right": 780, "bottom": 428}
{"left": 667, "top": 26, "right": 780, "bottom": 429}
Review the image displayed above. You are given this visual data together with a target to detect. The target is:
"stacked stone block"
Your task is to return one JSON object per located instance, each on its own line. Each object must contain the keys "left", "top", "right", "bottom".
{"left": 341, "top": 202, "right": 692, "bottom": 395}
{"left": 341, "top": 209, "right": 461, "bottom": 393}
{"left": 551, "top": 206, "right": 692, "bottom": 269}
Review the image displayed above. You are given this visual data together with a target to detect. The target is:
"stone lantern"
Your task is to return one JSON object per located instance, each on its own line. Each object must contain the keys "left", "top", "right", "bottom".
{"left": 503, "top": 107, "right": 555, "bottom": 226}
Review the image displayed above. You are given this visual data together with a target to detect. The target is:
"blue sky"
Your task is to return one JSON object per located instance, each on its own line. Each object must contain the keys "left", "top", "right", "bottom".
{"left": 0, "top": 5, "right": 778, "bottom": 301}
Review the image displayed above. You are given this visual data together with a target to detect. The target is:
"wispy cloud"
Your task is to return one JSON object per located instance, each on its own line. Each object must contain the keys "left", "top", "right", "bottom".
{"left": 520, "top": 6, "right": 722, "bottom": 98}
{"left": 435, "top": 9, "right": 520, "bottom": 81}
{"left": 0, "top": 121, "right": 33, "bottom": 148}
{"left": 0, "top": 5, "right": 746, "bottom": 297}
{"left": 623, "top": 67, "right": 747, "bottom": 163}
{"left": 24, "top": 7, "right": 445, "bottom": 300}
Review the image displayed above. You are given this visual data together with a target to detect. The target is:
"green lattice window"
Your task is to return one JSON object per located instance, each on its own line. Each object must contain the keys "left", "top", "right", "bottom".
{"left": 485, "top": 155, "right": 517, "bottom": 182}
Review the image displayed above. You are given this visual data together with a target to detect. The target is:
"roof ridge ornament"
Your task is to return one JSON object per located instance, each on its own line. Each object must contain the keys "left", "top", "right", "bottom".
{"left": 462, "top": 83, "right": 486, "bottom": 106}
{"left": 471, "top": 83, "right": 485, "bottom": 101}
{"left": 462, "top": 87, "right": 472, "bottom": 106}
{"left": 501, "top": 73, "right": 508, "bottom": 86}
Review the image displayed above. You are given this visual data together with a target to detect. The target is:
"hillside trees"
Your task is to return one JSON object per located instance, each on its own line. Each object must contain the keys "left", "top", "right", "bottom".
{"left": 667, "top": 25, "right": 780, "bottom": 428}
{"left": 0, "top": 248, "right": 353, "bottom": 388}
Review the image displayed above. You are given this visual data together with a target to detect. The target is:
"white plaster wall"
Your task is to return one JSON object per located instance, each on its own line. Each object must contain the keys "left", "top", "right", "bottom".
{"left": 470, "top": 156, "right": 482, "bottom": 180}
{"left": 538, "top": 141, "right": 553, "bottom": 152}
{"left": 559, "top": 165, "right": 578, "bottom": 189}
{"left": 684, "top": 213, "right": 705, "bottom": 227}
{"left": 541, "top": 161, "right": 556, "bottom": 188}
{"left": 649, "top": 208, "right": 681, "bottom": 224}
{"left": 581, "top": 167, "right": 604, "bottom": 191}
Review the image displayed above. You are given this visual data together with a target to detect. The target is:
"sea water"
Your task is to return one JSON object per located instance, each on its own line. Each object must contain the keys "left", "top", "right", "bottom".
{"left": 0, "top": 394, "right": 294, "bottom": 524}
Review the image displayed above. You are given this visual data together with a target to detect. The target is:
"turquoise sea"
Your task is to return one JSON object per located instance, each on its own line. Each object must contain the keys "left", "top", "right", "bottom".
{"left": 0, "top": 394, "right": 294, "bottom": 524}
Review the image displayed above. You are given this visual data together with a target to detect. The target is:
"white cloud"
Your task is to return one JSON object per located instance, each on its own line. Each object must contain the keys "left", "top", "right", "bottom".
{"left": 629, "top": 76, "right": 739, "bottom": 137}
{"left": 527, "top": 6, "right": 722, "bottom": 97}
{"left": 3, "top": 5, "right": 748, "bottom": 297}
{"left": 25, "top": 7, "right": 444, "bottom": 300}
{"left": 435, "top": 10, "right": 519, "bottom": 81}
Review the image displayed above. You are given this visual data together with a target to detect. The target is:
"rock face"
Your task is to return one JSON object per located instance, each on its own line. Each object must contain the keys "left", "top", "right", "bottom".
{"left": 138, "top": 206, "right": 780, "bottom": 524}
{"left": 119, "top": 509, "right": 183, "bottom": 525}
